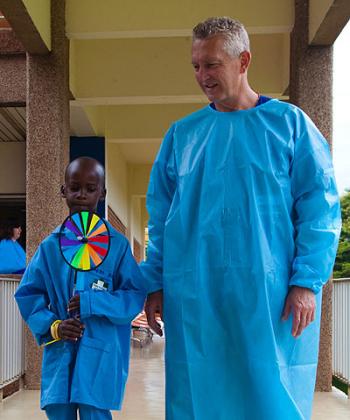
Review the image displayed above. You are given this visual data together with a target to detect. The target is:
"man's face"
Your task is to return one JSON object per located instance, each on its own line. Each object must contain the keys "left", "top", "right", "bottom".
{"left": 61, "top": 162, "right": 106, "bottom": 214}
{"left": 191, "top": 35, "right": 246, "bottom": 111}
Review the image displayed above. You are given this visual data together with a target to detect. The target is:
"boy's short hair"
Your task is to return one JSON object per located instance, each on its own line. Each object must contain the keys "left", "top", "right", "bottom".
{"left": 65, "top": 157, "right": 105, "bottom": 187}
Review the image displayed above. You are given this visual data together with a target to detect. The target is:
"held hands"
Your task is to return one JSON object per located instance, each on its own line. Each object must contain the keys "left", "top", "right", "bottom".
{"left": 57, "top": 318, "right": 84, "bottom": 341}
{"left": 282, "top": 286, "right": 316, "bottom": 338}
{"left": 67, "top": 294, "right": 80, "bottom": 316}
{"left": 57, "top": 295, "right": 84, "bottom": 342}
{"left": 145, "top": 290, "right": 164, "bottom": 336}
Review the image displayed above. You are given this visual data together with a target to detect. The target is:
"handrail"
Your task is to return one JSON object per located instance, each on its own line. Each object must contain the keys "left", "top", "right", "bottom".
{"left": 333, "top": 277, "right": 350, "bottom": 283}
{"left": 0, "top": 274, "right": 22, "bottom": 281}
{"left": 0, "top": 277, "right": 24, "bottom": 390}
{"left": 333, "top": 278, "right": 350, "bottom": 391}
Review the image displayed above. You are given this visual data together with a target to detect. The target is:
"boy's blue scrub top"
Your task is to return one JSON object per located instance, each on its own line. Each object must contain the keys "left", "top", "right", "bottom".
{"left": 0, "top": 239, "right": 26, "bottom": 274}
{"left": 141, "top": 100, "right": 341, "bottom": 420}
{"left": 15, "top": 223, "right": 146, "bottom": 411}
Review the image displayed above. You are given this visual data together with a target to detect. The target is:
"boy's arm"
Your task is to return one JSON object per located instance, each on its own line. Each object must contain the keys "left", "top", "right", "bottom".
{"left": 14, "top": 245, "right": 57, "bottom": 346}
{"left": 79, "top": 241, "right": 146, "bottom": 325}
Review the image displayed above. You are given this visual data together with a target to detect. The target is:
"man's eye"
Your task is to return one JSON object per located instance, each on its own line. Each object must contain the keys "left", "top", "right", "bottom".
{"left": 193, "top": 65, "right": 199, "bottom": 71}
{"left": 87, "top": 187, "right": 97, "bottom": 193}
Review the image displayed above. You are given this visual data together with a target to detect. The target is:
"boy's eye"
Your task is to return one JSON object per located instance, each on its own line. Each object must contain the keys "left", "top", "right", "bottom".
{"left": 87, "top": 186, "right": 97, "bottom": 193}
{"left": 69, "top": 185, "right": 80, "bottom": 192}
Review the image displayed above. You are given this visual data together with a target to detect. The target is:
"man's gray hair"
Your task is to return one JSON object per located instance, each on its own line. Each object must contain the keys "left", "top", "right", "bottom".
{"left": 192, "top": 17, "right": 250, "bottom": 57}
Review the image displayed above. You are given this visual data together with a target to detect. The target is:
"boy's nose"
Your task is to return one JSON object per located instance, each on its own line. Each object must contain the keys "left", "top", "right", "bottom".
{"left": 77, "top": 189, "right": 87, "bottom": 198}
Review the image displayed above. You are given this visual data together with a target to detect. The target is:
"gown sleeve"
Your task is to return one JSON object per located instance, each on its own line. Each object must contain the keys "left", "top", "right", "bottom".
{"left": 14, "top": 244, "right": 57, "bottom": 345}
{"left": 289, "top": 110, "right": 342, "bottom": 293}
{"left": 79, "top": 240, "right": 147, "bottom": 324}
{"left": 139, "top": 125, "right": 177, "bottom": 293}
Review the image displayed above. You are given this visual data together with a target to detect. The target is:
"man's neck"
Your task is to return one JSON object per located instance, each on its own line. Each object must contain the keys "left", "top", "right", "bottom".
{"left": 214, "top": 86, "right": 259, "bottom": 112}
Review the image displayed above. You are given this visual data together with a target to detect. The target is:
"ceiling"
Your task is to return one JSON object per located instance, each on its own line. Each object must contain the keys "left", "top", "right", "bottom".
{"left": 66, "top": 0, "right": 293, "bottom": 164}
{"left": 2, "top": 1, "right": 349, "bottom": 163}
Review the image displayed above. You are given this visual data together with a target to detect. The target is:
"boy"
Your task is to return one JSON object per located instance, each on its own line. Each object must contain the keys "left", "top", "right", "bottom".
{"left": 15, "top": 157, "right": 146, "bottom": 420}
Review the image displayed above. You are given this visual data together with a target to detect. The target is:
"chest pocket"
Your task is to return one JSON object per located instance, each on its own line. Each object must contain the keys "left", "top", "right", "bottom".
{"left": 75, "top": 270, "right": 113, "bottom": 292}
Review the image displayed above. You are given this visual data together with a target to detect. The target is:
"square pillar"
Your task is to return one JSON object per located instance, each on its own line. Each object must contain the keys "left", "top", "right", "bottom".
{"left": 25, "top": 0, "right": 69, "bottom": 389}
{"left": 290, "top": 0, "right": 334, "bottom": 392}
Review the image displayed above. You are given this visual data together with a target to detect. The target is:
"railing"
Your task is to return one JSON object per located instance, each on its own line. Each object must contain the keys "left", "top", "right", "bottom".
{"left": 333, "top": 277, "right": 350, "bottom": 394}
{"left": 0, "top": 276, "right": 24, "bottom": 391}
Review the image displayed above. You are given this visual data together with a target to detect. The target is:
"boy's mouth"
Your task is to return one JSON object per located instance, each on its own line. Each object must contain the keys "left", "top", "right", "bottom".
{"left": 71, "top": 204, "right": 90, "bottom": 213}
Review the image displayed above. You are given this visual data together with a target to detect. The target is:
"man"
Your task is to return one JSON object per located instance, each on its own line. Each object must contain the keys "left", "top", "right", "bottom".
{"left": 141, "top": 17, "right": 341, "bottom": 420}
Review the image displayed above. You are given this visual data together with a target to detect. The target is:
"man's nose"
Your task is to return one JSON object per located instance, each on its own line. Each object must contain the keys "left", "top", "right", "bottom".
{"left": 195, "top": 68, "right": 206, "bottom": 82}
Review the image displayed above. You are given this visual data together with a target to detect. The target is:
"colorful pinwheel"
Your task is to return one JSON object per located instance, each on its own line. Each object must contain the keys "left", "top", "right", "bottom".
{"left": 59, "top": 211, "right": 110, "bottom": 272}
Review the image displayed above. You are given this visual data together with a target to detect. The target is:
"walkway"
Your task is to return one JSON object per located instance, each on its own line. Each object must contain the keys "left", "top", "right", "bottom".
{"left": 0, "top": 337, "right": 349, "bottom": 419}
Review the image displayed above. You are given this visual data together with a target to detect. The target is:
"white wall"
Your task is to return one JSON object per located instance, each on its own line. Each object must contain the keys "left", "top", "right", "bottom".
{"left": 106, "top": 145, "right": 151, "bottom": 252}
{"left": 128, "top": 164, "right": 151, "bottom": 245}
{"left": 106, "top": 143, "right": 128, "bottom": 227}
{"left": 128, "top": 164, "right": 152, "bottom": 196}
{"left": 0, "top": 143, "right": 26, "bottom": 194}
{"left": 131, "top": 196, "right": 142, "bottom": 244}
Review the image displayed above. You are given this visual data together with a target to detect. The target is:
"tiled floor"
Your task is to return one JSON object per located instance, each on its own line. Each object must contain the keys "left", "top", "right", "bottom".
{"left": 0, "top": 336, "right": 349, "bottom": 419}
{"left": 312, "top": 388, "right": 350, "bottom": 419}
{"left": 0, "top": 337, "right": 165, "bottom": 420}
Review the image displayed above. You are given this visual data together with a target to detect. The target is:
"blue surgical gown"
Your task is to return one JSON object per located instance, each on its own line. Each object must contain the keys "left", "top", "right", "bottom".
{"left": 15, "top": 222, "right": 146, "bottom": 411}
{"left": 141, "top": 100, "right": 341, "bottom": 420}
{"left": 0, "top": 239, "right": 26, "bottom": 274}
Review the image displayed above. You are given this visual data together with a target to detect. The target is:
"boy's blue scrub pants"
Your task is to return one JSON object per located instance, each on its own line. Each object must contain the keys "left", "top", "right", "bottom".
{"left": 45, "top": 403, "right": 112, "bottom": 420}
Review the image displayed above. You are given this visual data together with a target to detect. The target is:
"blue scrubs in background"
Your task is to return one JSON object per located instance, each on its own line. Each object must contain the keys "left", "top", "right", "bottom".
{"left": 0, "top": 239, "right": 26, "bottom": 274}
{"left": 141, "top": 99, "right": 341, "bottom": 420}
{"left": 15, "top": 222, "right": 146, "bottom": 420}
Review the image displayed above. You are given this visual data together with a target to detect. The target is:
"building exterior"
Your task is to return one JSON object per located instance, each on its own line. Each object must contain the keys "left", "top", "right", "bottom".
{"left": 0, "top": 0, "right": 349, "bottom": 392}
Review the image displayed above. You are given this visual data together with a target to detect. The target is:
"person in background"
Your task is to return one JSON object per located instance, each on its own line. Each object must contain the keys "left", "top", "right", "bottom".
{"left": 0, "top": 218, "right": 26, "bottom": 274}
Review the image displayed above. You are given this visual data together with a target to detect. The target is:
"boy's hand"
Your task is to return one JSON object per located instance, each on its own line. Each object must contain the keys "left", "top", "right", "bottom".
{"left": 58, "top": 318, "right": 84, "bottom": 341}
{"left": 68, "top": 294, "right": 80, "bottom": 316}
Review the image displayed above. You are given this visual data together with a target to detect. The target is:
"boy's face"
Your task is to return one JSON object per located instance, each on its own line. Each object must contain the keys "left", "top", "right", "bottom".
{"left": 61, "top": 161, "right": 106, "bottom": 214}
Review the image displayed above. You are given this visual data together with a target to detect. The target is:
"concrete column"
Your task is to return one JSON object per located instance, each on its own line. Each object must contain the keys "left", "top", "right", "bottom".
{"left": 290, "top": 0, "right": 333, "bottom": 392}
{"left": 25, "top": 0, "right": 69, "bottom": 389}
{"left": 0, "top": 55, "right": 26, "bottom": 105}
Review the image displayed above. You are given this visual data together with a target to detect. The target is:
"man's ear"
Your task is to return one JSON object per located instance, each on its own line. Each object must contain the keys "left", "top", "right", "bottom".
{"left": 239, "top": 51, "right": 251, "bottom": 74}
{"left": 60, "top": 185, "right": 66, "bottom": 198}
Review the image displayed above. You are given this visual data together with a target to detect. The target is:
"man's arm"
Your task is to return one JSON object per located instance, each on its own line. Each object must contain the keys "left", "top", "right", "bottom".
{"left": 140, "top": 125, "right": 177, "bottom": 334}
{"left": 282, "top": 110, "right": 341, "bottom": 337}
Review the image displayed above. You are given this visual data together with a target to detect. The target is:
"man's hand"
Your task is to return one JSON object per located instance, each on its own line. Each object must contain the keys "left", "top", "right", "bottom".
{"left": 145, "top": 290, "right": 163, "bottom": 336}
{"left": 282, "top": 286, "right": 316, "bottom": 338}
{"left": 57, "top": 318, "right": 84, "bottom": 341}
{"left": 68, "top": 294, "right": 80, "bottom": 316}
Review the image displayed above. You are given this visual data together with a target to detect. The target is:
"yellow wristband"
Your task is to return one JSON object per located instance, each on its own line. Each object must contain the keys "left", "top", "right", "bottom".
{"left": 43, "top": 320, "right": 62, "bottom": 346}
{"left": 50, "top": 320, "right": 62, "bottom": 340}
